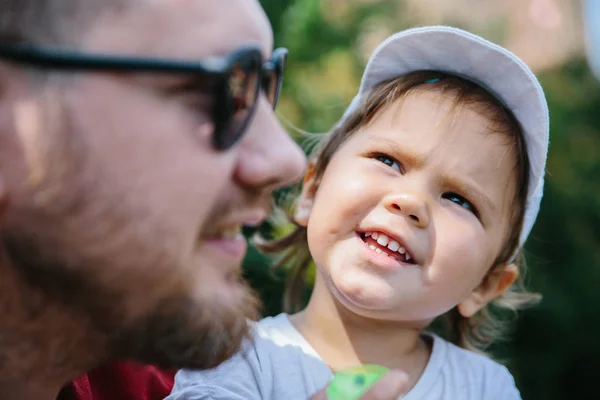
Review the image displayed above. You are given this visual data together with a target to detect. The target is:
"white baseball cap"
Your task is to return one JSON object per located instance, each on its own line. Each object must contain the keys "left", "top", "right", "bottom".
{"left": 339, "top": 26, "right": 549, "bottom": 259}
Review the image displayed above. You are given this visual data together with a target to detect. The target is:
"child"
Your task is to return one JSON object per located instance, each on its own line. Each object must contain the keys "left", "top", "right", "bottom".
{"left": 166, "top": 25, "right": 549, "bottom": 400}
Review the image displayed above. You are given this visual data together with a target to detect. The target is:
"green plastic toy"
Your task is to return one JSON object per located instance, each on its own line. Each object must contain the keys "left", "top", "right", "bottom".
{"left": 327, "top": 364, "right": 390, "bottom": 400}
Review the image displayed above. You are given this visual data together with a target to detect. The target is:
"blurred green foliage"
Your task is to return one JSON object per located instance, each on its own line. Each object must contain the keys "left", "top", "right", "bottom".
{"left": 242, "top": 1, "right": 600, "bottom": 399}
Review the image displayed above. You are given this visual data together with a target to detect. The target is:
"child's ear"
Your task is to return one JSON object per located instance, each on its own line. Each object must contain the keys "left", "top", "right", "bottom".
{"left": 457, "top": 264, "right": 519, "bottom": 318}
{"left": 294, "top": 162, "right": 318, "bottom": 227}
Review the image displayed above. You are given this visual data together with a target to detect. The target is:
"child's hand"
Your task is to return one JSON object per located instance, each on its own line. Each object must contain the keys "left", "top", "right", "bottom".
{"left": 310, "top": 369, "right": 409, "bottom": 400}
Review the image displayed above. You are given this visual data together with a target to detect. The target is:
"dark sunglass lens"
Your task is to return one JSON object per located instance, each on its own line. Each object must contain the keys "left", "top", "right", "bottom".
{"left": 261, "top": 68, "right": 277, "bottom": 107}
{"left": 218, "top": 60, "right": 259, "bottom": 148}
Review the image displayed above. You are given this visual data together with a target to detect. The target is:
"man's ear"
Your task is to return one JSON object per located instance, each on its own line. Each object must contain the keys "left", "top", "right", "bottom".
{"left": 457, "top": 264, "right": 519, "bottom": 318}
{"left": 294, "top": 162, "right": 318, "bottom": 227}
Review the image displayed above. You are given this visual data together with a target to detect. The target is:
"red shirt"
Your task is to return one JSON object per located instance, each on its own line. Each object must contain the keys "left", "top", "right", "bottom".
{"left": 57, "top": 362, "right": 176, "bottom": 400}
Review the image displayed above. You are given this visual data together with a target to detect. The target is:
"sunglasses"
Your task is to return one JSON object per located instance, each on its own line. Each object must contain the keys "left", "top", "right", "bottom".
{"left": 0, "top": 43, "right": 287, "bottom": 150}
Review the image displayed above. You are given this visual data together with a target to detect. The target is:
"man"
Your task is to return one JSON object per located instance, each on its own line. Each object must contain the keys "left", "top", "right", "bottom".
{"left": 0, "top": 1, "right": 407, "bottom": 399}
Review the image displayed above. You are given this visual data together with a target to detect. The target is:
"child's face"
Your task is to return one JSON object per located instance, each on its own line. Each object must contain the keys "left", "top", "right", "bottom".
{"left": 298, "top": 90, "right": 520, "bottom": 323}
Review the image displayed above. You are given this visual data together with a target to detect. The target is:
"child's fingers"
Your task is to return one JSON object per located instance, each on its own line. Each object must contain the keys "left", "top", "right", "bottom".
{"left": 308, "top": 389, "right": 328, "bottom": 400}
{"left": 358, "top": 370, "right": 409, "bottom": 400}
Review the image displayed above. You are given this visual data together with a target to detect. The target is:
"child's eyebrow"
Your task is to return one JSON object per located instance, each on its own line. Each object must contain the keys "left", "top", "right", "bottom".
{"left": 441, "top": 173, "right": 497, "bottom": 213}
{"left": 371, "top": 136, "right": 425, "bottom": 168}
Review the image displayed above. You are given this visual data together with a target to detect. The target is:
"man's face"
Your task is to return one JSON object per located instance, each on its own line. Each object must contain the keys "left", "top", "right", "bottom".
{"left": 0, "top": 0, "right": 306, "bottom": 369}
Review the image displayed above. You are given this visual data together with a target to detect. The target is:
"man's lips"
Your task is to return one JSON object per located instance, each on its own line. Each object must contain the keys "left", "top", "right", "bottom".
{"left": 203, "top": 235, "right": 248, "bottom": 260}
{"left": 202, "top": 209, "right": 268, "bottom": 238}
{"left": 199, "top": 209, "right": 268, "bottom": 260}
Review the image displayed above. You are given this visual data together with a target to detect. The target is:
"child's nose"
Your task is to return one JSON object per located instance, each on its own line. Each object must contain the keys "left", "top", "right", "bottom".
{"left": 384, "top": 192, "right": 429, "bottom": 229}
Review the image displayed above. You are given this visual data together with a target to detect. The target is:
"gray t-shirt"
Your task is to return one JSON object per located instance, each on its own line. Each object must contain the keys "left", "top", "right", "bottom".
{"left": 166, "top": 313, "right": 521, "bottom": 400}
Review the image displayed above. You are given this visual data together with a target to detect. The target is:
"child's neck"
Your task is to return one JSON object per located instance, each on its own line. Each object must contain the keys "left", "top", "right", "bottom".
{"left": 289, "top": 276, "right": 431, "bottom": 388}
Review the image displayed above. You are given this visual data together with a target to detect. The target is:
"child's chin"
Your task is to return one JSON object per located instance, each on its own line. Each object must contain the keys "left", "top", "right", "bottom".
{"left": 332, "top": 274, "right": 396, "bottom": 312}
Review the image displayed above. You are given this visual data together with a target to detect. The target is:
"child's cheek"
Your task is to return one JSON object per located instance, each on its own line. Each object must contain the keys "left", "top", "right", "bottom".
{"left": 338, "top": 164, "right": 383, "bottom": 195}
{"left": 427, "top": 217, "right": 487, "bottom": 284}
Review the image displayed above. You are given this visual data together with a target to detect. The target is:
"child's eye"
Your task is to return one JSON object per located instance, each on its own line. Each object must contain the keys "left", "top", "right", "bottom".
{"left": 372, "top": 153, "right": 402, "bottom": 172}
{"left": 443, "top": 192, "right": 478, "bottom": 216}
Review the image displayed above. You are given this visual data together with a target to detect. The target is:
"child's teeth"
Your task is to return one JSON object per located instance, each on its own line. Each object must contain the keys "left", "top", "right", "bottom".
{"left": 387, "top": 240, "right": 400, "bottom": 252}
{"left": 363, "top": 231, "right": 414, "bottom": 263}
{"left": 376, "top": 234, "right": 389, "bottom": 246}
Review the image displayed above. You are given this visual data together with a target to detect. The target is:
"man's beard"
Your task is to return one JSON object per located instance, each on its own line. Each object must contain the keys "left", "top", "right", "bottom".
{"left": 111, "top": 279, "right": 259, "bottom": 370}
{"left": 2, "top": 223, "right": 260, "bottom": 370}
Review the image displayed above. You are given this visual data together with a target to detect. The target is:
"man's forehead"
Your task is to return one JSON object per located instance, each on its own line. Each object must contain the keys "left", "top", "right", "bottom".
{"left": 82, "top": 0, "right": 274, "bottom": 59}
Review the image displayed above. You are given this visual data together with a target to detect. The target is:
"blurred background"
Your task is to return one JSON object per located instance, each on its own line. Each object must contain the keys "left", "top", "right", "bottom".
{"left": 242, "top": 1, "right": 600, "bottom": 399}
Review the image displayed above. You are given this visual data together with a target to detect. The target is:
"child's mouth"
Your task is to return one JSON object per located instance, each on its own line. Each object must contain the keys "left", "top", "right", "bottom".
{"left": 359, "top": 231, "right": 416, "bottom": 264}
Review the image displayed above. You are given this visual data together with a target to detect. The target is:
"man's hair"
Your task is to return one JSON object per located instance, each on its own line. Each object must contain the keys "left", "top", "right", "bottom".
{"left": 0, "top": 0, "right": 130, "bottom": 45}
{"left": 258, "top": 70, "right": 541, "bottom": 355}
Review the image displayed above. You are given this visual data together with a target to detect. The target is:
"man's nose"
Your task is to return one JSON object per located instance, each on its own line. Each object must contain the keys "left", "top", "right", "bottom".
{"left": 232, "top": 96, "right": 307, "bottom": 191}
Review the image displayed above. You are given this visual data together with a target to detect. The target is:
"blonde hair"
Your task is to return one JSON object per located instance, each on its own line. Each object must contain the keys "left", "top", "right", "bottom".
{"left": 258, "top": 70, "right": 541, "bottom": 355}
